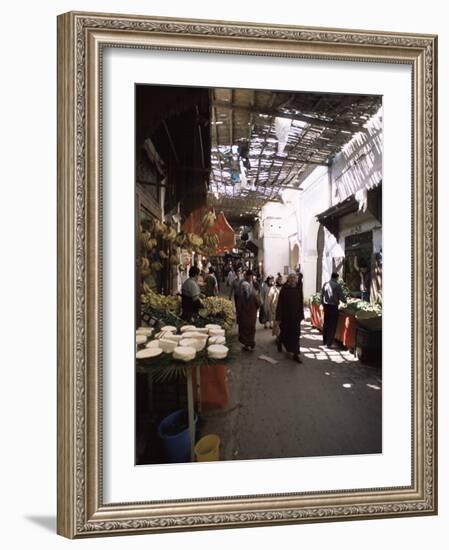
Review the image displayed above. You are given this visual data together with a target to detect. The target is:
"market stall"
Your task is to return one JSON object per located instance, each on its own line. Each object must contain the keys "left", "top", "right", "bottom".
{"left": 136, "top": 313, "right": 235, "bottom": 462}
{"left": 137, "top": 208, "right": 236, "bottom": 463}
{"left": 308, "top": 294, "right": 381, "bottom": 357}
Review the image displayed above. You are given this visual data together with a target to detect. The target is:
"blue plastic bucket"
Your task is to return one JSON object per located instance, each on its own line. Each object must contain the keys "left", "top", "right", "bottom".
{"left": 157, "top": 409, "right": 198, "bottom": 463}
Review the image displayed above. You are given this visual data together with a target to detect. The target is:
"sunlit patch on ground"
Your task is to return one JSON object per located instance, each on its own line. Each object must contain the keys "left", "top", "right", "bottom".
{"left": 200, "top": 317, "right": 382, "bottom": 461}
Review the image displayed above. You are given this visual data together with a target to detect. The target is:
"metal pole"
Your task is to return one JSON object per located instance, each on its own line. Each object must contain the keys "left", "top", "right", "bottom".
{"left": 186, "top": 367, "right": 195, "bottom": 461}
{"left": 195, "top": 364, "right": 202, "bottom": 414}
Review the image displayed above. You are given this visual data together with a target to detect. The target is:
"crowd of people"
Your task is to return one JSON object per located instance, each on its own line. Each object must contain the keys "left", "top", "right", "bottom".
{"left": 180, "top": 260, "right": 349, "bottom": 364}
{"left": 227, "top": 267, "right": 306, "bottom": 362}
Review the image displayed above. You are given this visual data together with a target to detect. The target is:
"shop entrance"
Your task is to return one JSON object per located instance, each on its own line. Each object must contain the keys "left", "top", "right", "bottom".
{"left": 290, "top": 243, "right": 300, "bottom": 271}
{"left": 344, "top": 231, "right": 373, "bottom": 294}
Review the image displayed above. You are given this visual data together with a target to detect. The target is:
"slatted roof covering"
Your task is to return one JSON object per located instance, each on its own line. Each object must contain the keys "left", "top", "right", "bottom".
{"left": 209, "top": 88, "right": 381, "bottom": 226}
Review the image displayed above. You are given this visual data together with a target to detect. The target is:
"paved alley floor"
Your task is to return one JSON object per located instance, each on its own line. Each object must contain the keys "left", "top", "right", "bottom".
{"left": 200, "top": 319, "right": 382, "bottom": 461}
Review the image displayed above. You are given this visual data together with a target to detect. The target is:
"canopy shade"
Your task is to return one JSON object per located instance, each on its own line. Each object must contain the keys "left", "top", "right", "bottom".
{"left": 209, "top": 88, "right": 382, "bottom": 227}
{"left": 182, "top": 206, "right": 235, "bottom": 254}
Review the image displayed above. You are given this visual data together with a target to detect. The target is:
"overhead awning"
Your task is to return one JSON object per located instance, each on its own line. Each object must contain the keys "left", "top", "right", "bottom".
{"left": 316, "top": 196, "right": 358, "bottom": 237}
{"left": 209, "top": 88, "right": 382, "bottom": 227}
{"left": 316, "top": 184, "right": 381, "bottom": 238}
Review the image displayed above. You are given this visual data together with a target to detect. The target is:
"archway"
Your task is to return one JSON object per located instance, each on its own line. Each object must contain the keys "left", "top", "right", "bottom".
{"left": 290, "top": 243, "right": 300, "bottom": 270}
{"left": 316, "top": 225, "right": 325, "bottom": 292}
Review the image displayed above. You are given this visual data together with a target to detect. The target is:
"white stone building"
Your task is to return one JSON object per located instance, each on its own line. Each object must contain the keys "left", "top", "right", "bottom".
{"left": 252, "top": 108, "right": 382, "bottom": 300}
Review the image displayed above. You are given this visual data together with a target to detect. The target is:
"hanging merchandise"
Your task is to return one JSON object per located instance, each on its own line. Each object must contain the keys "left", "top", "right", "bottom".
{"left": 230, "top": 149, "right": 240, "bottom": 185}
{"left": 355, "top": 188, "right": 368, "bottom": 212}
{"left": 219, "top": 145, "right": 247, "bottom": 186}
{"left": 182, "top": 206, "right": 235, "bottom": 255}
{"left": 239, "top": 159, "right": 248, "bottom": 188}
{"left": 274, "top": 117, "right": 292, "bottom": 155}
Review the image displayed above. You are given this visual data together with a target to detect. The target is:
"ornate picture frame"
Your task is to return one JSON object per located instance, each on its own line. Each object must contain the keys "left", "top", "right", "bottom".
{"left": 57, "top": 11, "right": 437, "bottom": 538}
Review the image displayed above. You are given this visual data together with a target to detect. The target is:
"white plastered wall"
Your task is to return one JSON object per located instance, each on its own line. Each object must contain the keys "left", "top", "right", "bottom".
{"left": 298, "top": 109, "right": 382, "bottom": 299}
{"left": 259, "top": 191, "right": 300, "bottom": 278}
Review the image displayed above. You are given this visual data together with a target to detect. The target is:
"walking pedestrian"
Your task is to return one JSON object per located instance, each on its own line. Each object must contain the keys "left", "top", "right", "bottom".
{"left": 204, "top": 267, "right": 218, "bottom": 297}
{"left": 229, "top": 268, "right": 243, "bottom": 320}
{"left": 226, "top": 266, "right": 236, "bottom": 288}
{"left": 260, "top": 276, "right": 276, "bottom": 329}
{"left": 321, "top": 272, "right": 347, "bottom": 348}
{"left": 215, "top": 263, "right": 222, "bottom": 290}
{"left": 275, "top": 272, "right": 304, "bottom": 363}
{"left": 268, "top": 281, "right": 281, "bottom": 339}
{"left": 236, "top": 270, "right": 261, "bottom": 351}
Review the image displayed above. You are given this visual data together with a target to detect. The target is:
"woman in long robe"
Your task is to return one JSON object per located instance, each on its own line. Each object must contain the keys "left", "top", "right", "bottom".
{"left": 260, "top": 276, "right": 276, "bottom": 328}
{"left": 275, "top": 273, "right": 304, "bottom": 363}
{"left": 237, "top": 272, "right": 261, "bottom": 350}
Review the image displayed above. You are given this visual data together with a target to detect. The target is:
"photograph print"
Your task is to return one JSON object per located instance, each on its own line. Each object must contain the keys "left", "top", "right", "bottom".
{"left": 134, "top": 84, "right": 383, "bottom": 466}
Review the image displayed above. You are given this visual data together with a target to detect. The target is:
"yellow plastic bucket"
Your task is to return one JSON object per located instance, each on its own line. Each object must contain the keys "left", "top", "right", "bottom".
{"left": 194, "top": 434, "right": 220, "bottom": 461}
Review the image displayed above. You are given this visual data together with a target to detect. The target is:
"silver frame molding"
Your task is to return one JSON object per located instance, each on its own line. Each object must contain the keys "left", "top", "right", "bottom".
{"left": 57, "top": 11, "right": 438, "bottom": 538}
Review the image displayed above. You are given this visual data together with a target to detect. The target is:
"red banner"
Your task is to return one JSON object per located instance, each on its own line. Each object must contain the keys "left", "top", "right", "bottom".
{"left": 182, "top": 207, "right": 235, "bottom": 254}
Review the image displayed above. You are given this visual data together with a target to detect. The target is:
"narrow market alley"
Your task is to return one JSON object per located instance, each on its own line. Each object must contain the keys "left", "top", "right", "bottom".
{"left": 200, "top": 318, "right": 381, "bottom": 461}
{"left": 135, "top": 85, "right": 383, "bottom": 465}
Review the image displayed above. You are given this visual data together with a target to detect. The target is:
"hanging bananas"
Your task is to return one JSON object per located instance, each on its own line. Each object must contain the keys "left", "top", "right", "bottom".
{"left": 165, "top": 227, "right": 177, "bottom": 242}
{"left": 187, "top": 233, "right": 203, "bottom": 248}
{"left": 140, "top": 231, "right": 152, "bottom": 250}
{"left": 153, "top": 220, "right": 166, "bottom": 235}
{"left": 201, "top": 211, "right": 216, "bottom": 234}
{"left": 175, "top": 232, "right": 186, "bottom": 246}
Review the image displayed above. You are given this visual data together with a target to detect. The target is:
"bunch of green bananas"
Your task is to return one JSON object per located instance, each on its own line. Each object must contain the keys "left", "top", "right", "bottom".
{"left": 202, "top": 233, "right": 219, "bottom": 252}
{"left": 147, "top": 238, "right": 158, "bottom": 251}
{"left": 164, "top": 227, "right": 177, "bottom": 241}
{"left": 187, "top": 233, "right": 203, "bottom": 248}
{"left": 140, "top": 231, "right": 152, "bottom": 249}
{"left": 201, "top": 211, "right": 216, "bottom": 233}
{"left": 153, "top": 220, "right": 166, "bottom": 235}
{"left": 140, "top": 257, "right": 150, "bottom": 270}
{"left": 141, "top": 288, "right": 181, "bottom": 314}
{"left": 175, "top": 232, "right": 187, "bottom": 246}
{"left": 200, "top": 297, "right": 235, "bottom": 331}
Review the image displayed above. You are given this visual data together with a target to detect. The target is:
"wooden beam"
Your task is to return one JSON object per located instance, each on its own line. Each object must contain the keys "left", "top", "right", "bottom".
{"left": 213, "top": 100, "right": 368, "bottom": 134}
{"left": 211, "top": 92, "right": 226, "bottom": 196}
{"left": 267, "top": 96, "right": 329, "bottom": 200}
{"left": 253, "top": 94, "right": 278, "bottom": 191}
{"left": 269, "top": 156, "right": 328, "bottom": 166}
{"left": 175, "top": 166, "right": 210, "bottom": 173}
{"left": 195, "top": 105, "right": 205, "bottom": 169}
{"left": 162, "top": 120, "right": 180, "bottom": 164}
{"left": 230, "top": 89, "right": 235, "bottom": 198}
{"left": 276, "top": 184, "right": 304, "bottom": 190}
{"left": 136, "top": 179, "right": 166, "bottom": 187}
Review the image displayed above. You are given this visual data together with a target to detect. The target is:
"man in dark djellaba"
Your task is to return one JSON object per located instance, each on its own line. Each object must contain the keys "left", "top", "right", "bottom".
{"left": 320, "top": 271, "right": 347, "bottom": 348}
{"left": 275, "top": 272, "right": 304, "bottom": 363}
{"left": 236, "top": 270, "right": 261, "bottom": 351}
